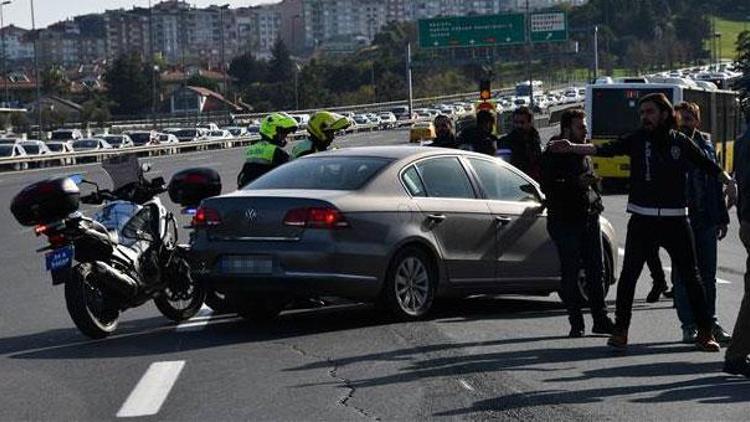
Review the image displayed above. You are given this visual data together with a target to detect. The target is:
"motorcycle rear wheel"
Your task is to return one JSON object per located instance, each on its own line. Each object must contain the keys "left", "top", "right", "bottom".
{"left": 154, "top": 255, "right": 206, "bottom": 322}
{"left": 64, "top": 263, "right": 120, "bottom": 339}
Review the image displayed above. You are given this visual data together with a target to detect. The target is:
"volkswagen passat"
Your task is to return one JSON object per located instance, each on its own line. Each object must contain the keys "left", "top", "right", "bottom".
{"left": 189, "top": 147, "right": 618, "bottom": 321}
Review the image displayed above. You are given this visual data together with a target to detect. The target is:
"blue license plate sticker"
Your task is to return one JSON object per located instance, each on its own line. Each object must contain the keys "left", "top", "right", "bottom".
{"left": 45, "top": 246, "right": 74, "bottom": 271}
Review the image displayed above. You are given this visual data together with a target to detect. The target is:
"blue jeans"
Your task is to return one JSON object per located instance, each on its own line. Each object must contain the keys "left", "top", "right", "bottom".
{"left": 673, "top": 224, "right": 717, "bottom": 328}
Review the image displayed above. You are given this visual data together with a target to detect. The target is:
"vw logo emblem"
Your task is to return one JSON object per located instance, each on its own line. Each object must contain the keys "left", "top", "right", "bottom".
{"left": 245, "top": 208, "right": 259, "bottom": 223}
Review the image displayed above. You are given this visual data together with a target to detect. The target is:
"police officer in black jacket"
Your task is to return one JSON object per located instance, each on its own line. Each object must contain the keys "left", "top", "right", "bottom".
{"left": 541, "top": 109, "right": 614, "bottom": 337}
{"left": 548, "top": 93, "right": 738, "bottom": 352}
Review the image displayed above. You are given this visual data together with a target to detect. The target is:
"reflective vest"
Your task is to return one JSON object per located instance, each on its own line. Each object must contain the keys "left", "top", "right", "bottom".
{"left": 292, "top": 139, "right": 315, "bottom": 159}
{"left": 244, "top": 140, "right": 279, "bottom": 164}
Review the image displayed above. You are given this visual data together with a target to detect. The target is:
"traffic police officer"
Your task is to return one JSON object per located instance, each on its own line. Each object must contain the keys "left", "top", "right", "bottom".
{"left": 237, "top": 112, "right": 298, "bottom": 188}
{"left": 292, "top": 111, "right": 351, "bottom": 158}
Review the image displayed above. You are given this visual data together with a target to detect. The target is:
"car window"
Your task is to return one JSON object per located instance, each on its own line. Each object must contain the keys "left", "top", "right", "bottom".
{"left": 468, "top": 158, "right": 537, "bottom": 202}
{"left": 401, "top": 165, "right": 427, "bottom": 197}
{"left": 247, "top": 157, "right": 392, "bottom": 191}
{"left": 415, "top": 157, "right": 475, "bottom": 199}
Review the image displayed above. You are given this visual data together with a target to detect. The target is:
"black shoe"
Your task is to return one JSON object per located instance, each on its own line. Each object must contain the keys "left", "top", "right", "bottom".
{"left": 569, "top": 326, "right": 585, "bottom": 337}
{"left": 662, "top": 288, "right": 674, "bottom": 299}
{"left": 592, "top": 316, "right": 615, "bottom": 335}
{"left": 724, "top": 357, "right": 750, "bottom": 377}
{"left": 646, "top": 283, "right": 667, "bottom": 303}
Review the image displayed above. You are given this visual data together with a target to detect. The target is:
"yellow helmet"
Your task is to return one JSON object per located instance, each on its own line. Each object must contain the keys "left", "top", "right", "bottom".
{"left": 260, "top": 112, "right": 299, "bottom": 143}
{"left": 308, "top": 111, "right": 351, "bottom": 144}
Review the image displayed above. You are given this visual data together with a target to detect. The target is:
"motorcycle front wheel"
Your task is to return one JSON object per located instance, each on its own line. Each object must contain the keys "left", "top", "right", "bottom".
{"left": 64, "top": 263, "right": 120, "bottom": 339}
{"left": 154, "top": 254, "right": 206, "bottom": 322}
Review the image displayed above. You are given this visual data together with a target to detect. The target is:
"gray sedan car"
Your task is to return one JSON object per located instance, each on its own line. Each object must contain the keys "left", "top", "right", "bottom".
{"left": 189, "top": 146, "right": 618, "bottom": 320}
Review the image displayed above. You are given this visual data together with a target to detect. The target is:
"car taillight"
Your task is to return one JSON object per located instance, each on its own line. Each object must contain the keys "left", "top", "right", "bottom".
{"left": 283, "top": 207, "right": 349, "bottom": 229}
{"left": 34, "top": 224, "right": 49, "bottom": 236}
{"left": 192, "top": 206, "right": 222, "bottom": 227}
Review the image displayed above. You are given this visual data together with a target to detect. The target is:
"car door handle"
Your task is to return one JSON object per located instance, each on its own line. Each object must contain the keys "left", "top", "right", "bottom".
{"left": 426, "top": 214, "right": 446, "bottom": 224}
{"left": 495, "top": 216, "right": 513, "bottom": 226}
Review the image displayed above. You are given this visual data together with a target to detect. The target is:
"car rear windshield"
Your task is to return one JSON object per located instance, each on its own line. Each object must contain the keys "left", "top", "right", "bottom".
{"left": 47, "top": 143, "right": 64, "bottom": 152}
{"left": 74, "top": 140, "right": 98, "bottom": 148}
{"left": 103, "top": 136, "right": 122, "bottom": 144}
{"left": 246, "top": 156, "right": 393, "bottom": 191}
{"left": 50, "top": 131, "right": 73, "bottom": 140}
{"left": 128, "top": 133, "right": 151, "bottom": 144}
{"left": 0, "top": 145, "right": 13, "bottom": 156}
{"left": 175, "top": 129, "right": 197, "bottom": 137}
{"left": 22, "top": 144, "right": 39, "bottom": 154}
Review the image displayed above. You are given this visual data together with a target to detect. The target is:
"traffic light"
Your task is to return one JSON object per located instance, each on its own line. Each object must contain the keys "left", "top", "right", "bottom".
{"left": 479, "top": 79, "right": 491, "bottom": 100}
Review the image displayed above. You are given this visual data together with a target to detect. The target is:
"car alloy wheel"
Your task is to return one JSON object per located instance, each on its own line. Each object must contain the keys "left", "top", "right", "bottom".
{"left": 383, "top": 247, "right": 436, "bottom": 320}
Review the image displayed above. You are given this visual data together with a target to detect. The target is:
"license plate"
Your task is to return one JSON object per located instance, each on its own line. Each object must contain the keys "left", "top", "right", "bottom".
{"left": 220, "top": 255, "right": 273, "bottom": 275}
{"left": 45, "top": 246, "right": 74, "bottom": 272}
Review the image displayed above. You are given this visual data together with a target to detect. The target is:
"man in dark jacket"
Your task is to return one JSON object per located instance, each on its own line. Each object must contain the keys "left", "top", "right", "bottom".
{"left": 457, "top": 110, "right": 497, "bottom": 156}
{"left": 430, "top": 115, "right": 459, "bottom": 148}
{"left": 548, "top": 93, "right": 737, "bottom": 352}
{"left": 498, "top": 107, "right": 543, "bottom": 182}
{"left": 541, "top": 109, "right": 614, "bottom": 337}
{"left": 725, "top": 114, "right": 750, "bottom": 377}
{"left": 670, "top": 102, "right": 732, "bottom": 344}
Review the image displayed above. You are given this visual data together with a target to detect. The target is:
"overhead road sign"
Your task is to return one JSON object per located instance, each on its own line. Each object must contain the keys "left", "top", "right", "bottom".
{"left": 418, "top": 14, "right": 526, "bottom": 49}
{"left": 529, "top": 12, "right": 568, "bottom": 43}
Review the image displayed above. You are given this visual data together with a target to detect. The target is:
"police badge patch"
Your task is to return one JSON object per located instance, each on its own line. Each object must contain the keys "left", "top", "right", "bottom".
{"left": 671, "top": 145, "right": 681, "bottom": 160}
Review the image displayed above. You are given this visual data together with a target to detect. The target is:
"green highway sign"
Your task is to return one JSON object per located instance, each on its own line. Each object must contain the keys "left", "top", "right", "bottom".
{"left": 418, "top": 14, "right": 526, "bottom": 49}
{"left": 529, "top": 12, "right": 568, "bottom": 43}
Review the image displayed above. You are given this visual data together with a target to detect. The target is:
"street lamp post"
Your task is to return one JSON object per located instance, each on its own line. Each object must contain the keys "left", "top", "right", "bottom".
{"left": 30, "top": 0, "right": 42, "bottom": 139}
{"left": 293, "top": 63, "right": 301, "bottom": 110}
{"left": 0, "top": 0, "right": 12, "bottom": 108}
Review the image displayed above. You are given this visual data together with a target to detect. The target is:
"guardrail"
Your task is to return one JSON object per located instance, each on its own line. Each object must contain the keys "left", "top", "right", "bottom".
{"left": 0, "top": 121, "right": 390, "bottom": 171}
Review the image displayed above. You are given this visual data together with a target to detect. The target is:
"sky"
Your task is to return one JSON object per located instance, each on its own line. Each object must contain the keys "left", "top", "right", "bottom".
{"left": 2, "top": 0, "right": 279, "bottom": 29}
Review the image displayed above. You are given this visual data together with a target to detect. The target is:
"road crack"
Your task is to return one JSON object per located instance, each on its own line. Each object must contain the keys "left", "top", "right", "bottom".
{"left": 276, "top": 342, "right": 381, "bottom": 421}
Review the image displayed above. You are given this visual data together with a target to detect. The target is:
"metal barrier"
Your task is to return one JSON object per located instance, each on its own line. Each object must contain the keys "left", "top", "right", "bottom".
{"left": 0, "top": 122, "right": 391, "bottom": 171}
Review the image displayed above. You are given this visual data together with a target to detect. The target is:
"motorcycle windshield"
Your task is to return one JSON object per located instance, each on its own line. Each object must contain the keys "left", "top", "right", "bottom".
{"left": 94, "top": 201, "right": 142, "bottom": 246}
{"left": 102, "top": 154, "right": 142, "bottom": 191}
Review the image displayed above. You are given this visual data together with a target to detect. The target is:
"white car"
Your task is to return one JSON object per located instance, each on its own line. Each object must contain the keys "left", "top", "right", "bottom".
{"left": 98, "top": 134, "right": 135, "bottom": 149}
{"left": 72, "top": 138, "right": 113, "bottom": 151}
{"left": 223, "top": 126, "right": 247, "bottom": 137}
{"left": 208, "top": 130, "right": 233, "bottom": 139}
{"left": 46, "top": 141, "right": 76, "bottom": 165}
{"left": 196, "top": 123, "right": 220, "bottom": 132}
{"left": 378, "top": 112, "right": 397, "bottom": 129}
{"left": 18, "top": 140, "right": 51, "bottom": 167}
{"left": 124, "top": 131, "right": 157, "bottom": 147}
{"left": 291, "top": 114, "right": 310, "bottom": 128}
{"left": 49, "top": 128, "right": 83, "bottom": 143}
{"left": 173, "top": 128, "right": 203, "bottom": 142}
{"left": 0, "top": 143, "right": 28, "bottom": 170}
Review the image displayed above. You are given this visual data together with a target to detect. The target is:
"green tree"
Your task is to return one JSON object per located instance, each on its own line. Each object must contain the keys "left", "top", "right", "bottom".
{"left": 80, "top": 95, "right": 113, "bottom": 128}
{"left": 228, "top": 53, "right": 267, "bottom": 86}
{"left": 103, "top": 53, "right": 151, "bottom": 116}
{"left": 41, "top": 66, "right": 70, "bottom": 97}
{"left": 735, "top": 31, "right": 750, "bottom": 112}
{"left": 267, "top": 39, "right": 294, "bottom": 84}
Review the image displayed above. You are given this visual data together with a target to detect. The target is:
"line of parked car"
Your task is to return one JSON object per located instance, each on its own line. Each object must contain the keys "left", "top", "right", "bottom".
{"left": 0, "top": 122, "right": 252, "bottom": 170}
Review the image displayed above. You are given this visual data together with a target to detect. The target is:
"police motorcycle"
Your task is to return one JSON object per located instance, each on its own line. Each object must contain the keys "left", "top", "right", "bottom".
{"left": 10, "top": 156, "right": 210, "bottom": 339}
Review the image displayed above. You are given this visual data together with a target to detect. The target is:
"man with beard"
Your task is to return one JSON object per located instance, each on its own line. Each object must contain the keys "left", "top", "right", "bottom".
{"left": 541, "top": 109, "right": 614, "bottom": 337}
{"left": 547, "top": 93, "right": 737, "bottom": 352}
{"left": 498, "top": 107, "right": 543, "bottom": 182}
{"left": 457, "top": 110, "right": 498, "bottom": 156}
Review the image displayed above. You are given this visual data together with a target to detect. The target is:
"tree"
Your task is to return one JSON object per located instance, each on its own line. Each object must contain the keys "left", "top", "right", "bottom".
{"left": 80, "top": 95, "right": 113, "bottom": 128}
{"left": 186, "top": 74, "right": 220, "bottom": 92}
{"left": 103, "top": 53, "right": 151, "bottom": 116}
{"left": 267, "top": 39, "right": 294, "bottom": 84}
{"left": 228, "top": 53, "right": 267, "bottom": 86}
{"left": 735, "top": 31, "right": 750, "bottom": 112}
{"left": 41, "top": 66, "right": 70, "bottom": 97}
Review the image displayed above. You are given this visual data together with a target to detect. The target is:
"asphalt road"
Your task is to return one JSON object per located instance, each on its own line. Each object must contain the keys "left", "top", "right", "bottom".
{"left": 0, "top": 129, "right": 747, "bottom": 421}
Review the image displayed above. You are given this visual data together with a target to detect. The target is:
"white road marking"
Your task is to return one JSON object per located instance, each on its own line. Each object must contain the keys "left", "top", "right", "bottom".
{"left": 458, "top": 379, "right": 475, "bottom": 392}
{"left": 617, "top": 247, "right": 731, "bottom": 284}
{"left": 175, "top": 305, "right": 214, "bottom": 331}
{"left": 116, "top": 360, "right": 185, "bottom": 418}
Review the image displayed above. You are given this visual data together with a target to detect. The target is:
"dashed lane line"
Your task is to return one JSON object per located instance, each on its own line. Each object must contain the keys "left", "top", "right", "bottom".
{"left": 116, "top": 360, "right": 185, "bottom": 418}
{"left": 458, "top": 379, "right": 476, "bottom": 392}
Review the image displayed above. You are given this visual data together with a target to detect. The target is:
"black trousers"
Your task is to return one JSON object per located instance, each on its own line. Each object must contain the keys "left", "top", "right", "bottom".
{"left": 547, "top": 214, "right": 608, "bottom": 320}
{"left": 616, "top": 214, "right": 712, "bottom": 331}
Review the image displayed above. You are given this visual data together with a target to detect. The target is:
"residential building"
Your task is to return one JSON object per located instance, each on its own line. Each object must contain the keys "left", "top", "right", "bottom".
{"left": 0, "top": 26, "right": 34, "bottom": 63}
{"left": 255, "top": 4, "right": 282, "bottom": 59}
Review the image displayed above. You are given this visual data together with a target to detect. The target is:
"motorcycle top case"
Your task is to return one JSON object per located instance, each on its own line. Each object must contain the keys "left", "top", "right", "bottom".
{"left": 168, "top": 167, "right": 221, "bottom": 207}
{"left": 11, "top": 176, "right": 81, "bottom": 226}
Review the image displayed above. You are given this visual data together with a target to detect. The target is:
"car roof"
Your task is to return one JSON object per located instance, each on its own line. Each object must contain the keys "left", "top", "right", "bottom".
{"left": 308, "top": 145, "right": 491, "bottom": 161}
